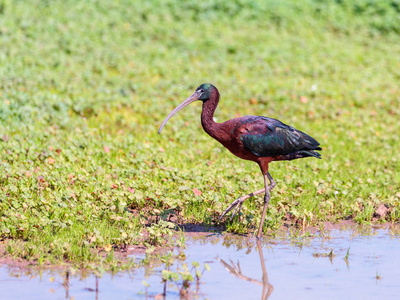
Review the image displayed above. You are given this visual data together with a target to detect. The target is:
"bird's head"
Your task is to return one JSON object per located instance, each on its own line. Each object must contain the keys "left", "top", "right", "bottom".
{"left": 195, "top": 83, "right": 214, "bottom": 102}
{"left": 158, "top": 83, "right": 216, "bottom": 134}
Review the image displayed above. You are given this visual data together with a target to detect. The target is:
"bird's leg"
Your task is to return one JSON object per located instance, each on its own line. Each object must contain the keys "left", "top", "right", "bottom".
{"left": 267, "top": 172, "right": 276, "bottom": 190}
{"left": 219, "top": 188, "right": 263, "bottom": 222}
{"left": 227, "top": 188, "right": 264, "bottom": 221}
{"left": 219, "top": 172, "right": 276, "bottom": 222}
{"left": 257, "top": 173, "right": 275, "bottom": 238}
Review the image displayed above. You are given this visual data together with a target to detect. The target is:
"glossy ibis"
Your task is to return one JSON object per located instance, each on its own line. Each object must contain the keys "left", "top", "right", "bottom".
{"left": 158, "top": 83, "right": 321, "bottom": 237}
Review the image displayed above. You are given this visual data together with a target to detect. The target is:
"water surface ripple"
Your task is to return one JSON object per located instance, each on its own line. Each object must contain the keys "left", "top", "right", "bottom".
{"left": 1, "top": 226, "right": 400, "bottom": 299}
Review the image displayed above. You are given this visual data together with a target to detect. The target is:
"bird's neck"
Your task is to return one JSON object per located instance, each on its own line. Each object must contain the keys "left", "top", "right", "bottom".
{"left": 201, "top": 90, "right": 221, "bottom": 139}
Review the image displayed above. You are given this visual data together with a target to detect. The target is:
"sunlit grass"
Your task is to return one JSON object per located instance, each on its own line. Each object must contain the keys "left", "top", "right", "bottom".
{"left": 0, "top": 0, "right": 399, "bottom": 268}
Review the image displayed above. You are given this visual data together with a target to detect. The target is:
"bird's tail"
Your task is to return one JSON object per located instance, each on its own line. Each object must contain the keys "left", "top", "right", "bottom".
{"left": 300, "top": 150, "right": 322, "bottom": 159}
{"left": 277, "top": 150, "right": 322, "bottom": 161}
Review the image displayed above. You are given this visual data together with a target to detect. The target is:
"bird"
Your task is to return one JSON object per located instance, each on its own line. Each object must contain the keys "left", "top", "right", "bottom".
{"left": 158, "top": 83, "right": 321, "bottom": 238}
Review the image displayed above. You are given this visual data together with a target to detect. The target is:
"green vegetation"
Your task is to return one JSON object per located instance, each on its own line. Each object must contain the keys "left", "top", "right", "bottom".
{"left": 159, "top": 258, "right": 210, "bottom": 298}
{"left": 1, "top": 0, "right": 400, "bottom": 268}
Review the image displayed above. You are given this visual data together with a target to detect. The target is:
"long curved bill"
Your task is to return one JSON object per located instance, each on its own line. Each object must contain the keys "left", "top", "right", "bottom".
{"left": 158, "top": 91, "right": 200, "bottom": 134}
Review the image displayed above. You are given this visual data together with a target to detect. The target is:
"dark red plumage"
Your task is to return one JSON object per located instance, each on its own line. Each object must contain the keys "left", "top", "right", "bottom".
{"left": 159, "top": 83, "right": 321, "bottom": 237}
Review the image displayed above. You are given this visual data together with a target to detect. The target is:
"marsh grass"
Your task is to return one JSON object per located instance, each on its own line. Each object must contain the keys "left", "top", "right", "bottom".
{"left": 1, "top": 0, "right": 400, "bottom": 268}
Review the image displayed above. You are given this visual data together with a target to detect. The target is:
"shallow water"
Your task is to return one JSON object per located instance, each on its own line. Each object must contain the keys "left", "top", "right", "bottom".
{"left": 1, "top": 226, "right": 400, "bottom": 299}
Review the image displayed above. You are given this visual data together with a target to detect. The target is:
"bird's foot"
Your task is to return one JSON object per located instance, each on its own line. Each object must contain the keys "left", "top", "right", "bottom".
{"left": 218, "top": 196, "right": 246, "bottom": 222}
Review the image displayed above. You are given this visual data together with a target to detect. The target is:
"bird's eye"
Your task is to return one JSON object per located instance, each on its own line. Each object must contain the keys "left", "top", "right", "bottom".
{"left": 199, "top": 89, "right": 204, "bottom": 93}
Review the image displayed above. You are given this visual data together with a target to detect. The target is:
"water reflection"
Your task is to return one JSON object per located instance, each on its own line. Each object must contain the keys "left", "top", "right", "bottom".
{"left": 1, "top": 226, "right": 400, "bottom": 299}
{"left": 63, "top": 271, "right": 70, "bottom": 299}
{"left": 49, "top": 270, "right": 99, "bottom": 300}
{"left": 1, "top": 267, "right": 101, "bottom": 300}
{"left": 82, "top": 275, "right": 99, "bottom": 300}
{"left": 218, "top": 240, "right": 273, "bottom": 300}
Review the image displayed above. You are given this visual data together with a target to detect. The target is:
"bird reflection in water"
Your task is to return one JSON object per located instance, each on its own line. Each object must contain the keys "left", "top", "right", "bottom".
{"left": 218, "top": 240, "right": 273, "bottom": 300}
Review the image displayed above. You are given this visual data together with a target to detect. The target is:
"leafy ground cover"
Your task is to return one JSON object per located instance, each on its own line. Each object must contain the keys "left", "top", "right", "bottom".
{"left": 1, "top": 0, "right": 400, "bottom": 269}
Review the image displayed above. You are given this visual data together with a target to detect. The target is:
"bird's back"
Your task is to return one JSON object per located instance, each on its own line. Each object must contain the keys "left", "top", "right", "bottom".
{"left": 220, "top": 116, "right": 321, "bottom": 160}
